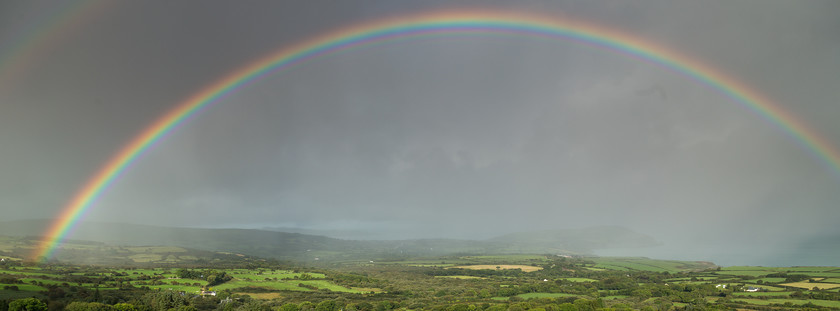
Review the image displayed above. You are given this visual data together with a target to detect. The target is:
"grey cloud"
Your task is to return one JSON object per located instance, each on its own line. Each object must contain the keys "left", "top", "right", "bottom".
{"left": 1, "top": 0, "right": 838, "bottom": 264}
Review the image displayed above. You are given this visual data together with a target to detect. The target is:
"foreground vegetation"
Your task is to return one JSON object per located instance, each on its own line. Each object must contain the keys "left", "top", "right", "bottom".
{"left": 2, "top": 252, "right": 840, "bottom": 311}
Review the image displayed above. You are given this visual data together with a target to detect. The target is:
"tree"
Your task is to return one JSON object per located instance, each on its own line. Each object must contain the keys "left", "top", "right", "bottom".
{"left": 9, "top": 298, "right": 47, "bottom": 311}
{"left": 315, "top": 301, "right": 339, "bottom": 311}
{"left": 145, "top": 290, "right": 190, "bottom": 311}
{"left": 278, "top": 303, "right": 299, "bottom": 311}
{"left": 65, "top": 302, "right": 113, "bottom": 311}
{"left": 112, "top": 304, "right": 136, "bottom": 311}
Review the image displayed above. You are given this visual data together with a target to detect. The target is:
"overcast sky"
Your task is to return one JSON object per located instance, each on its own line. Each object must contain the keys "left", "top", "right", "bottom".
{"left": 2, "top": 0, "right": 839, "bottom": 265}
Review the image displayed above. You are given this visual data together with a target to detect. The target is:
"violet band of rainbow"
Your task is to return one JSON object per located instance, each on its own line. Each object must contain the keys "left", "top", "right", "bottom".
{"left": 34, "top": 10, "right": 840, "bottom": 261}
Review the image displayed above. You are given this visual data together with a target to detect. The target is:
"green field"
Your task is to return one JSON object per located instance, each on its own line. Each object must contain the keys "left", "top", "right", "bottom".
{"left": 459, "top": 255, "right": 548, "bottom": 261}
{"left": 557, "top": 278, "right": 596, "bottom": 282}
{"left": 589, "top": 257, "right": 714, "bottom": 272}
{"left": 0, "top": 283, "right": 47, "bottom": 292}
{"left": 740, "top": 283, "right": 785, "bottom": 291}
{"left": 734, "top": 298, "right": 840, "bottom": 308}
{"left": 212, "top": 280, "right": 308, "bottom": 292}
{"left": 731, "top": 291, "right": 792, "bottom": 297}
{"left": 147, "top": 284, "right": 203, "bottom": 292}
{"left": 2, "top": 241, "right": 840, "bottom": 311}
{"left": 208, "top": 278, "right": 363, "bottom": 293}
{"left": 227, "top": 269, "right": 322, "bottom": 280}
{"left": 714, "top": 270, "right": 773, "bottom": 277}
{"left": 780, "top": 281, "right": 840, "bottom": 289}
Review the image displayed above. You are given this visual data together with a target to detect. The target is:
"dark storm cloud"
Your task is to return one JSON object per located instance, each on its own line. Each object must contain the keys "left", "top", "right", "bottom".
{"left": 2, "top": 0, "right": 839, "bottom": 264}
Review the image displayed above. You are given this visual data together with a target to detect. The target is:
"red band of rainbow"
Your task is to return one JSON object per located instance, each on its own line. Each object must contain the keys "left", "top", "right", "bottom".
{"left": 33, "top": 10, "right": 840, "bottom": 261}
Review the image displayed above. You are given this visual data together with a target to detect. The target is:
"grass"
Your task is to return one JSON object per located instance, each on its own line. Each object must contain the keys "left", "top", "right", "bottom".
{"left": 589, "top": 257, "right": 712, "bottom": 273}
{"left": 213, "top": 280, "right": 307, "bottom": 292}
{"left": 298, "top": 280, "right": 363, "bottom": 293}
{"left": 779, "top": 282, "right": 840, "bottom": 290}
{"left": 449, "top": 265, "right": 542, "bottom": 272}
{"left": 210, "top": 278, "right": 364, "bottom": 293}
{"left": 741, "top": 284, "right": 785, "bottom": 291}
{"left": 717, "top": 266, "right": 840, "bottom": 278}
{"left": 227, "top": 269, "right": 320, "bottom": 280}
{"left": 557, "top": 278, "right": 596, "bottom": 282}
{"left": 19, "top": 278, "right": 68, "bottom": 286}
{"left": 0, "top": 265, "right": 363, "bottom": 297}
{"left": 147, "top": 284, "right": 202, "bottom": 292}
{"left": 731, "top": 291, "right": 791, "bottom": 297}
{"left": 783, "top": 267, "right": 839, "bottom": 272}
{"left": 714, "top": 270, "right": 773, "bottom": 277}
{"left": 1, "top": 271, "right": 55, "bottom": 277}
{"left": 459, "top": 255, "right": 548, "bottom": 261}
{"left": 802, "top": 272, "right": 840, "bottom": 277}
{"left": 734, "top": 298, "right": 840, "bottom": 308}
{"left": 721, "top": 266, "right": 777, "bottom": 271}
{"left": 238, "top": 292, "right": 283, "bottom": 300}
{"left": 0, "top": 283, "right": 47, "bottom": 291}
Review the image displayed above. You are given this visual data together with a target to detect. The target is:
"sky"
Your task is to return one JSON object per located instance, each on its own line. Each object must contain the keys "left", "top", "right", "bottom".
{"left": 1, "top": 0, "right": 839, "bottom": 265}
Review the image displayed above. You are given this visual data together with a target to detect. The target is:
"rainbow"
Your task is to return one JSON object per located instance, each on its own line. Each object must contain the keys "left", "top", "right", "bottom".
{"left": 0, "top": 0, "right": 111, "bottom": 91}
{"left": 34, "top": 10, "right": 840, "bottom": 261}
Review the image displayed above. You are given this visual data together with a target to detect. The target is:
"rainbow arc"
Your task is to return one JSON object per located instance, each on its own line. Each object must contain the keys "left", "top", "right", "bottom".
{"left": 33, "top": 10, "right": 840, "bottom": 261}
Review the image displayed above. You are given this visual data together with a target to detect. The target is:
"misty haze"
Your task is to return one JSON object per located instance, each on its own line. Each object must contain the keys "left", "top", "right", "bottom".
{"left": 2, "top": 0, "right": 839, "bottom": 269}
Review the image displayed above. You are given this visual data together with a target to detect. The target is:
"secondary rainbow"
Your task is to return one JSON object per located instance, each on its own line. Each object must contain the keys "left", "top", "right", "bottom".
{"left": 34, "top": 10, "right": 840, "bottom": 260}
{"left": 0, "top": 0, "right": 112, "bottom": 91}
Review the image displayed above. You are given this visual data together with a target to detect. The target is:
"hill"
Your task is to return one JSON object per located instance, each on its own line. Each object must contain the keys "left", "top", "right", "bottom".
{"left": 0, "top": 220, "right": 659, "bottom": 263}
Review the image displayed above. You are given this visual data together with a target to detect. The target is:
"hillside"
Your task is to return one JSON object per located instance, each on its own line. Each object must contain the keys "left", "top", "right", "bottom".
{"left": 0, "top": 220, "right": 659, "bottom": 263}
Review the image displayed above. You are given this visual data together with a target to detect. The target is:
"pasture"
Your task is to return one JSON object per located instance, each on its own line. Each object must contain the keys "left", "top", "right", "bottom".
{"left": 589, "top": 257, "right": 714, "bottom": 273}
{"left": 449, "top": 265, "right": 542, "bottom": 272}
{"left": 731, "top": 291, "right": 792, "bottom": 297}
{"left": 557, "top": 277, "right": 596, "bottom": 282}
{"left": 2, "top": 250, "right": 840, "bottom": 310}
{"left": 780, "top": 281, "right": 840, "bottom": 290}
{"left": 733, "top": 298, "right": 840, "bottom": 308}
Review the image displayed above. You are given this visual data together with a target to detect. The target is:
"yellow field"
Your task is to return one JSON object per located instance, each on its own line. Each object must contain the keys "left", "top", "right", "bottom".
{"left": 780, "top": 282, "right": 840, "bottom": 290}
{"left": 238, "top": 292, "right": 283, "bottom": 300}
{"left": 450, "top": 265, "right": 542, "bottom": 272}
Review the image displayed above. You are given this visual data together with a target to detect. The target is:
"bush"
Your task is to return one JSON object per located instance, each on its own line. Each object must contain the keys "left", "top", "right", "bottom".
{"left": 9, "top": 298, "right": 47, "bottom": 311}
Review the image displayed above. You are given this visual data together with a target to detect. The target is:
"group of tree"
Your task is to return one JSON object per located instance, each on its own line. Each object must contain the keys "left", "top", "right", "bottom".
{"left": 176, "top": 270, "right": 232, "bottom": 287}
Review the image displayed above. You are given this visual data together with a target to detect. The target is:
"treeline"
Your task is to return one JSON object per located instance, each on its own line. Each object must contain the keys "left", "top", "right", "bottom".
{"left": 176, "top": 270, "right": 232, "bottom": 287}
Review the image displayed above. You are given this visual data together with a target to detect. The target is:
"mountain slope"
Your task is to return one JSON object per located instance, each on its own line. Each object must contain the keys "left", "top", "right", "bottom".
{"left": 0, "top": 220, "right": 659, "bottom": 262}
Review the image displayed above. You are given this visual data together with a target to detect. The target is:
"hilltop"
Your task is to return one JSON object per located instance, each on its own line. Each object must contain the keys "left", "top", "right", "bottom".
{"left": 0, "top": 220, "right": 658, "bottom": 263}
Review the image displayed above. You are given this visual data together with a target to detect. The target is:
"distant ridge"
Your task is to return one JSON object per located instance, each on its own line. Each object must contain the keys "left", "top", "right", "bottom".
{"left": 0, "top": 220, "right": 659, "bottom": 262}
